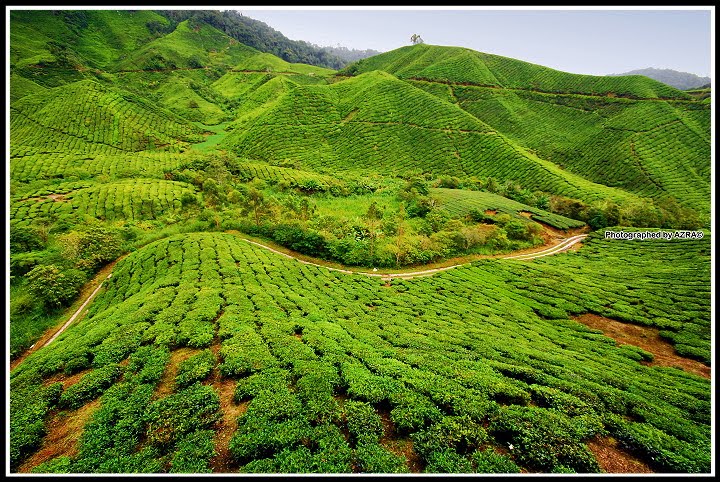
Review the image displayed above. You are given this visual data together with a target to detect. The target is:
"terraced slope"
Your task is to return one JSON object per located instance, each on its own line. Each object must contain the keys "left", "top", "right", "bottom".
{"left": 431, "top": 188, "right": 586, "bottom": 230}
{"left": 341, "top": 44, "right": 689, "bottom": 99}
{"left": 339, "top": 45, "right": 709, "bottom": 214}
{"left": 221, "top": 71, "right": 640, "bottom": 205}
{"left": 114, "top": 20, "right": 258, "bottom": 71}
{"left": 10, "top": 179, "right": 197, "bottom": 227}
{"left": 448, "top": 85, "right": 711, "bottom": 214}
{"left": 10, "top": 231, "right": 710, "bottom": 473}
{"left": 10, "top": 79, "right": 204, "bottom": 153}
{"left": 10, "top": 10, "right": 169, "bottom": 85}
{"left": 9, "top": 150, "right": 187, "bottom": 182}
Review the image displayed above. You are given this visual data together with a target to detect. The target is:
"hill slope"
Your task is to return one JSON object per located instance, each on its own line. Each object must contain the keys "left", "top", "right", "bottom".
{"left": 10, "top": 79, "right": 204, "bottom": 153}
{"left": 341, "top": 44, "right": 690, "bottom": 99}
{"left": 10, "top": 231, "right": 711, "bottom": 473}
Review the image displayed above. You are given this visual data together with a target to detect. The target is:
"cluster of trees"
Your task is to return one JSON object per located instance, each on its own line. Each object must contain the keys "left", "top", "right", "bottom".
{"left": 206, "top": 174, "right": 544, "bottom": 268}
{"left": 430, "top": 174, "right": 705, "bottom": 230}
{"left": 156, "top": 10, "right": 376, "bottom": 70}
{"left": 549, "top": 194, "right": 703, "bottom": 230}
{"left": 10, "top": 220, "right": 127, "bottom": 311}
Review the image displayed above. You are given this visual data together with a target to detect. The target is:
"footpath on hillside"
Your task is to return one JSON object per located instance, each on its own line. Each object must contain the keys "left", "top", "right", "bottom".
{"left": 10, "top": 229, "right": 586, "bottom": 366}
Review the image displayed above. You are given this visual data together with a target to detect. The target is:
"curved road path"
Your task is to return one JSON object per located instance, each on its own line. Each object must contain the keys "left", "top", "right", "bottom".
{"left": 15, "top": 232, "right": 587, "bottom": 358}
{"left": 240, "top": 233, "right": 588, "bottom": 279}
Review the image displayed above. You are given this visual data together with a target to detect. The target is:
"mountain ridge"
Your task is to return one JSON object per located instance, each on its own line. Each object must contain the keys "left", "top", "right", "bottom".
{"left": 608, "top": 67, "right": 711, "bottom": 90}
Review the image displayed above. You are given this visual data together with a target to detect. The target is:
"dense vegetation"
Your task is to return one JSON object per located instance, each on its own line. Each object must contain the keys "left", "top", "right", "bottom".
{"left": 9, "top": 9, "right": 711, "bottom": 475}
{"left": 10, "top": 231, "right": 711, "bottom": 473}
{"left": 156, "top": 10, "right": 378, "bottom": 70}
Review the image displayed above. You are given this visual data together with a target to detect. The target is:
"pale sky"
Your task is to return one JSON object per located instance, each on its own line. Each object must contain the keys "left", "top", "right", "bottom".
{"left": 240, "top": 8, "right": 713, "bottom": 78}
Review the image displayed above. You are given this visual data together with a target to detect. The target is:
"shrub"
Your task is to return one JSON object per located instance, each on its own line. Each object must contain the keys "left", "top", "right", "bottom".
{"left": 59, "top": 364, "right": 122, "bottom": 409}
{"left": 489, "top": 406, "right": 602, "bottom": 473}
{"left": 25, "top": 264, "right": 87, "bottom": 309}
{"left": 424, "top": 448, "right": 473, "bottom": 473}
{"left": 169, "top": 430, "right": 216, "bottom": 473}
{"left": 144, "top": 383, "right": 221, "bottom": 448}
{"left": 175, "top": 349, "right": 216, "bottom": 389}
{"left": 471, "top": 449, "right": 521, "bottom": 473}
{"left": 354, "top": 442, "right": 409, "bottom": 473}
{"left": 412, "top": 416, "right": 489, "bottom": 458}
{"left": 343, "top": 400, "right": 383, "bottom": 444}
{"left": 389, "top": 392, "right": 443, "bottom": 433}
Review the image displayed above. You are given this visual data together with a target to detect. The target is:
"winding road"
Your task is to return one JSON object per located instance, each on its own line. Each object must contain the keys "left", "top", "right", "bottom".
{"left": 13, "top": 232, "right": 587, "bottom": 361}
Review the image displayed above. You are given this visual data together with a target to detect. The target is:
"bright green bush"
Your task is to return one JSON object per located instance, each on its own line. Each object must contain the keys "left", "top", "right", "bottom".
{"left": 353, "top": 442, "right": 409, "bottom": 473}
{"left": 343, "top": 400, "right": 383, "bottom": 444}
{"left": 25, "top": 264, "right": 87, "bottom": 308}
{"left": 175, "top": 349, "right": 215, "bottom": 388}
{"left": 471, "top": 449, "right": 521, "bottom": 473}
{"left": 59, "top": 364, "right": 122, "bottom": 409}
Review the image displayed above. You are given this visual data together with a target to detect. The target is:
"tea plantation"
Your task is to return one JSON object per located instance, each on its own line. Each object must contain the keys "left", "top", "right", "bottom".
{"left": 10, "top": 231, "right": 711, "bottom": 473}
{"left": 9, "top": 9, "right": 712, "bottom": 475}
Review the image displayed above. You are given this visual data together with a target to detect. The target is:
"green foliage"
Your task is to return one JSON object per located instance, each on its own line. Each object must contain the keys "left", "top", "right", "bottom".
{"left": 471, "top": 449, "right": 521, "bottom": 473}
{"left": 10, "top": 382, "right": 63, "bottom": 471}
{"left": 25, "top": 264, "right": 87, "bottom": 308}
{"left": 412, "top": 415, "right": 489, "bottom": 459}
{"left": 169, "top": 430, "right": 216, "bottom": 473}
{"left": 353, "top": 442, "right": 409, "bottom": 473}
{"left": 60, "top": 223, "right": 125, "bottom": 272}
{"left": 433, "top": 188, "right": 584, "bottom": 230}
{"left": 8, "top": 9, "right": 711, "bottom": 473}
{"left": 145, "top": 383, "right": 221, "bottom": 448}
{"left": 490, "top": 406, "right": 603, "bottom": 472}
{"left": 59, "top": 364, "right": 122, "bottom": 409}
{"left": 424, "top": 448, "right": 473, "bottom": 473}
{"left": 9, "top": 231, "right": 711, "bottom": 473}
{"left": 343, "top": 400, "right": 383, "bottom": 444}
{"left": 175, "top": 349, "right": 216, "bottom": 388}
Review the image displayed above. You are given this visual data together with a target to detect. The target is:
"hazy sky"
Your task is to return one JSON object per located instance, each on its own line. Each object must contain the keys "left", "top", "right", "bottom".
{"left": 241, "top": 8, "right": 713, "bottom": 77}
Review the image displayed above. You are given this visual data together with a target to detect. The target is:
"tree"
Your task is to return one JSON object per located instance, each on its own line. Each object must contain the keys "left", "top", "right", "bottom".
{"left": 26, "top": 264, "right": 87, "bottom": 309}
{"left": 59, "top": 224, "right": 124, "bottom": 272}
{"left": 240, "top": 187, "right": 277, "bottom": 227}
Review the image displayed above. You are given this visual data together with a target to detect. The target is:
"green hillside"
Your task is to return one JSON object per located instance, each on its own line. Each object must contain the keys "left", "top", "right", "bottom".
{"left": 114, "top": 19, "right": 257, "bottom": 71}
{"left": 10, "top": 79, "right": 204, "bottom": 153}
{"left": 448, "top": 85, "right": 710, "bottom": 214}
{"left": 10, "top": 232, "right": 710, "bottom": 473}
{"left": 341, "top": 44, "right": 689, "bottom": 99}
{"left": 221, "top": 71, "right": 641, "bottom": 206}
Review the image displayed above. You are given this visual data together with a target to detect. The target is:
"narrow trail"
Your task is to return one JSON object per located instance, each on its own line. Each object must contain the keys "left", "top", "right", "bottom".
{"left": 236, "top": 232, "right": 588, "bottom": 280}
{"left": 11, "top": 231, "right": 585, "bottom": 369}
{"left": 10, "top": 256, "right": 123, "bottom": 371}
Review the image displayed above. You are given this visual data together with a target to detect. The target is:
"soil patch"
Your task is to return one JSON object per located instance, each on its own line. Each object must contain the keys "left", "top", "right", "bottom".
{"left": 18, "top": 399, "right": 101, "bottom": 473}
{"left": 208, "top": 376, "right": 246, "bottom": 473}
{"left": 572, "top": 313, "right": 710, "bottom": 379}
{"left": 42, "top": 367, "right": 93, "bottom": 389}
{"left": 484, "top": 209, "right": 497, "bottom": 216}
{"left": 153, "top": 347, "right": 201, "bottom": 399}
{"left": 383, "top": 439, "right": 423, "bottom": 473}
{"left": 376, "top": 405, "right": 422, "bottom": 473}
{"left": 587, "top": 436, "right": 653, "bottom": 473}
{"left": 207, "top": 342, "right": 246, "bottom": 474}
